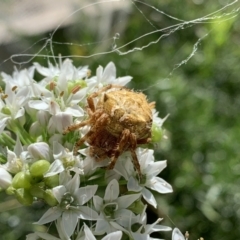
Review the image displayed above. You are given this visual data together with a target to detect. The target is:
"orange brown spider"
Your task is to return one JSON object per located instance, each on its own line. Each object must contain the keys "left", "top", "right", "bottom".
{"left": 64, "top": 84, "right": 155, "bottom": 177}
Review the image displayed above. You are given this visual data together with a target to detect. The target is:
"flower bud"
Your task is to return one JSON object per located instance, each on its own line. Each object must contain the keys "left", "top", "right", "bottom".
{"left": 6, "top": 186, "right": 15, "bottom": 195}
{"left": 28, "top": 142, "right": 50, "bottom": 161}
{"left": 29, "top": 160, "right": 50, "bottom": 177}
{"left": 1, "top": 106, "right": 11, "bottom": 115}
{"left": 44, "top": 175, "right": 59, "bottom": 188}
{"left": 15, "top": 188, "right": 33, "bottom": 206}
{"left": 12, "top": 171, "right": 32, "bottom": 189}
{"left": 43, "top": 189, "right": 58, "bottom": 206}
{"left": 151, "top": 124, "right": 163, "bottom": 143}
{"left": 29, "top": 122, "right": 43, "bottom": 138}
{"left": 37, "top": 110, "right": 50, "bottom": 126}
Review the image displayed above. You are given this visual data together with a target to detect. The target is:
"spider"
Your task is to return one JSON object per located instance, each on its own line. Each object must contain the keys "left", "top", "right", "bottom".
{"left": 64, "top": 84, "right": 155, "bottom": 177}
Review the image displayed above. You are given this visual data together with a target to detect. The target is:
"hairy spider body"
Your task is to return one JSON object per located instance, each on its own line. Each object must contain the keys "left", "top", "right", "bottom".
{"left": 64, "top": 84, "right": 155, "bottom": 177}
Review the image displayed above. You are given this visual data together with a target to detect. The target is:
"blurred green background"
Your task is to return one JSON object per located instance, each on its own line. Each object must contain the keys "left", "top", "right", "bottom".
{"left": 0, "top": 0, "right": 240, "bottom": 239}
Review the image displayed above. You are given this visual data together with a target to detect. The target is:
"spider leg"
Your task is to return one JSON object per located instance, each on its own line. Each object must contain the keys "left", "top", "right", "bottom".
{"left": 73, "top": 130, "right": 93, "bottom": 155}
{"left": 63, "top": 108, "right": 104, "bottom": 134}
{"left": 108, "top": 129, "right": 142, "bottom": 178}
{"left": 137, "top": 137, "right": 151, "bottom": 144}
{"left": 87, "top": 95, "right": 96, "bottom": 113}
{"left": 90, "top": 146, "right": 109, "bottom": 162}
{"left": 129, "top": 132, "right": 142, "bottom": 178}
{"left": 63, "top": 119, "right": 90, "bottom": 134}
{"left": 73, "top": 113, "right": 109, "bottom": 155}
{"left": 107, "top": 129, "right": 130, "bottom": 170}
{"left": 130, "top": 148, "right": 142, "bottom": 179}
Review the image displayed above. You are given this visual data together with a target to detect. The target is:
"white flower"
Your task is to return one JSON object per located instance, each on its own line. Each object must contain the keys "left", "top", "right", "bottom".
{"left": 2, "top": 138, "right": 27, "bottom": 174}
{"left": 45, "top": 142, "right": 82, "bottom": 177}
{"left": 28, "top": 87, "right": 86, "bottom": 118}
{"left": 112, "top": 206, "right": 172, "bottom": 240}
{"left": 1, "top": 66, "right": 35, "bottom": 89}
{"left": 36, "top": 172, "right": 98, "bottom": 238}
{"left": 110, "top": 205, "right": 171, "bottom": 240}
{"left": 114, "top": 148, "right": 173, "bottom": 208}
{"left": 0, "top": 81, "right": 30, "bottom": 133}
{"left": 29, "top": 61, "right": 89, "bottom": 121}
{"left": 34, "top": 59, "right": 88, "bottom": 81}
{"left": 87, "top": 62, "right": 132, "bottom": 91}
{"left": 93, "top": 179, "right": 141, "bottom": 234}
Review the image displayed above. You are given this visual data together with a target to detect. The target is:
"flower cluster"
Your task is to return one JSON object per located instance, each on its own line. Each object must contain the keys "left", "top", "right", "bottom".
{"left": 0, "top": 60, "right": 174, "bottom": 239}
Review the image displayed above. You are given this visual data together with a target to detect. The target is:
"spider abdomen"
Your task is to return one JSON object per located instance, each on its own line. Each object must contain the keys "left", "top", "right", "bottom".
{"left": 102, "top": 89, "right": 153, "bottom": 139}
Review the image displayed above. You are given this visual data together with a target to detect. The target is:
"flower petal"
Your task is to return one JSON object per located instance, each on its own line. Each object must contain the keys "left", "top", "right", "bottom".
{"left": 104, "top": 179, "right": 119, "bottom": 202}
{"left": 28, "top": 100, "right": 49, "bottom": 110}
{"left": 45, "top": 160, "right": 64, "bottom": 177}
{"left": 62, "top": 211, "right": 79, "bottom": 238}
{"left": 0, "top": 168, "right": 12, "bottom": 189}
{"left": 115, "top": 209, "right": 135, "bottom": 228}
{"left": 95, "top": 212, "right": 110, "bottom": 235}
{"left": 83, "top": 223, "right": 96, "bottom": 240}
{"left": 35, "top": 207, "right": 62, "bottom": 225}
{"left": 127, "top": 176, "right": 142, "bottom": 192}
{"left": 77, "top": 206, "right": 98, "bottom": 220}
{"left": 116, "top": 76, "right": 132, "bottom": 86}
{"left": 52, "top": 185, "right": 67, "bottom": 203}
{"left": 65, "top": 174, "right": 80, "bottom": 195}
{"left": 172, "top": 228, "right": 185, "bottom": 240}
{"left": 117, "top": 193, "right": 141, "bottom": 209}
{"left": 76, "top": 185, "right": 98, "bottom": 205}
{"left": 141, "top": 188, "right": 157, "bottom": 208}
{"left": 93, "top": 195, "right": 103, "bottom": 212}
{"left": 148, "top": 177, "right": 173, "bottom": 194}
{"left": 147, "top": 160, "right": 167, "bottom": 177}
{"left": 64, "top": 106, "right": 84, "bottom": 117}
{"left": 103, "top": 62, "right": 116, "bottom": 83}
{"left": 102, "top": 231, "right": 122, "bottom": 240}
{"left": 28, "top": 142, "right": 50, "bottom": 161}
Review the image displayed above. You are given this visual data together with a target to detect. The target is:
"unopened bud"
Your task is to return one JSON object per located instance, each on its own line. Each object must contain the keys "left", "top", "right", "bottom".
{"left": 6, "top": 186, "right": 15, "bottom": 195}
{"left": 29, "top": 160, "right": 50, "bottom": 177}
{"left": 44, "top": 175, "right": 59, "bottom": 188}
{"left": 151, "top": 124, "right": 163, "bottom": 143}
{"left": 1, "top": 106, "right": 11, "bottom": 115}
{"left": 15, "top": 188, "right": 33, "bottom": 206}
{"left": 28, "top": 142, "right": 50, "bottom": 161}
{"left": 44, "top": 189, "right": 58, "bottom": 206}
{"left": 12, "top": 171, "right": 32, "bottom": 189}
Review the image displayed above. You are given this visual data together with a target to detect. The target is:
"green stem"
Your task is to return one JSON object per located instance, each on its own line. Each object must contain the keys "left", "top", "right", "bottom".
{"left": 0, "top": 132, "right": 16, "bottom": 149}
{"left": 8, "top": 120, "right": 35, "bottom": 145}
